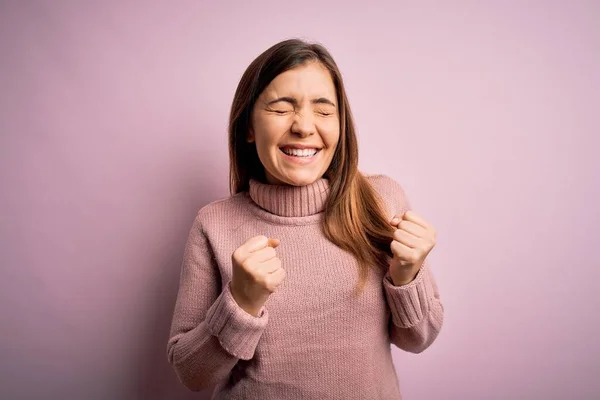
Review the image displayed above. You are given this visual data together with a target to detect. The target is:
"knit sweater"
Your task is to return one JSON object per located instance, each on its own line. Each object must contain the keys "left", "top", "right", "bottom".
{"left": 167, "top": 174, "right": 444, "bottom": 400}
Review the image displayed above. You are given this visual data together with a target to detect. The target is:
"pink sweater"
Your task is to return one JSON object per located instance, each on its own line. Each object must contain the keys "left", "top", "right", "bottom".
{"left": 167, "top": 174, "right": 444, "bottom": 399}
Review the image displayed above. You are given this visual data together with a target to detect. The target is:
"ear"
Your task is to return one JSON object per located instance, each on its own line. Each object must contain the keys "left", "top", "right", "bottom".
{"left": 247, "top": 127, "right": 255, "bottom": 143}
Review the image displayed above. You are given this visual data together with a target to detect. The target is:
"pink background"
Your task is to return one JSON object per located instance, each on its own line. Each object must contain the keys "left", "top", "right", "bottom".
{"left": 1, "top": 1, "right": 598, "bottom": 399}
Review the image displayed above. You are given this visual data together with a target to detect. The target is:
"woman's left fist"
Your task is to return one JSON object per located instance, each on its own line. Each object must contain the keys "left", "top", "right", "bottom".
{"left": 388, "top": 210, "right": 436, "bottom": 286}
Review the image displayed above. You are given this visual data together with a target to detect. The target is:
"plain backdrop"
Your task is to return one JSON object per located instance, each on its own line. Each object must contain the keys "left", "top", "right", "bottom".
{"left": 1, "top": 1, "right": 599, "bottom": 399}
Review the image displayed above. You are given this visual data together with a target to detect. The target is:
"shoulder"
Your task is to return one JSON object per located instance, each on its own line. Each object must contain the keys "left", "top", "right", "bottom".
{"left": 363, "top": 173, "right": 411, "bottom": 217}
{"left": 194, "top": 192, "right": 250, "bottom": 231}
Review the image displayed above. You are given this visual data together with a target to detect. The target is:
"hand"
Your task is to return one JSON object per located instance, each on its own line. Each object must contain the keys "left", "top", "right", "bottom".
{"left": 230, "top": 235, "right": 286, "bottom": 317}
{"left": 388, "top": 210, "right": 436, "bottom": 286}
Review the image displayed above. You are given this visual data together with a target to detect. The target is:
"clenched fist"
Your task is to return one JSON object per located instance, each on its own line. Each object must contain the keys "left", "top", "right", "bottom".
{"left": 230, "top": 235, "right": 286, "bottom": 317}
{"left": 388, "top": 210, "right": 437, "bottom": 286}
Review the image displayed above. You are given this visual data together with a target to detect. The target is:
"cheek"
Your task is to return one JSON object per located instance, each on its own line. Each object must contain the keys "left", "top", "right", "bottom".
{"left": 254, "top": 130, "right": 284, "bottom": 165}
{"left": 254, "top": 117, "right": 286, "bottom": 146}
{"left": 322, "top": 122, "right": 341, "bottom": 149}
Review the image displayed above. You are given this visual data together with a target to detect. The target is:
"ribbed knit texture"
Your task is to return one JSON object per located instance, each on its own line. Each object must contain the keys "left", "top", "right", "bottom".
{"left": 167, "top": 174, "right": 444, "bottom": 399}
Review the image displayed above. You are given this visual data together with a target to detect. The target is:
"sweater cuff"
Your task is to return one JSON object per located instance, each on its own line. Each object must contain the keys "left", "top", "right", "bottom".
{"left": 205, "top": 281, "right": 269, "bottom": 360}
{"left": 383, "top": 263, "right": 435, "bottom": 328}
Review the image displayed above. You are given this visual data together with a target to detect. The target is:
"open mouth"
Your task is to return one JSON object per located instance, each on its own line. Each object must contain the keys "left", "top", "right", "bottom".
{"left": 279, "top": 147, "right": 321, "bottom": 158}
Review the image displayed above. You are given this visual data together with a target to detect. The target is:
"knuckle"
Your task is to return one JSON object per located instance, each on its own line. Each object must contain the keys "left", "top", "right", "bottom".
{"left": 255, "top": 273, "right": 267, "bottom": 286}
{"left": 240, "top": 257, "right": 251, "bottom": 268}
{"left": 242, "top": 257, "right": 256, "bottom": 272}
{"left": 264, "top": 274, "right": 274, "bottom": 286}
{"left": 263, "top": 276, "right": 277, "bottom": 292}
{"left": 232, "top": 255, "right": 244, "bottom": 268}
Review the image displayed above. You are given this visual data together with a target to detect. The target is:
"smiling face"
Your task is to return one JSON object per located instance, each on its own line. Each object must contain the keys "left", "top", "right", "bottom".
{"left": 249, "top": 61, "right": 341, "bottom": 186}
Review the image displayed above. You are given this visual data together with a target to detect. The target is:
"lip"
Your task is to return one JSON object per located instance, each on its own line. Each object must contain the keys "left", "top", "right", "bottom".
{"left": 279, "top": 144, "right": 322, "bottom": 150}
{"left": 279, "top": 147, "right": 321, "bottom": 165}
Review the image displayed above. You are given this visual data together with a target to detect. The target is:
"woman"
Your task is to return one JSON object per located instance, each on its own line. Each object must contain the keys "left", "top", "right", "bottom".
{"left": 167, "top": 38, "right": 444, "bottom": 399}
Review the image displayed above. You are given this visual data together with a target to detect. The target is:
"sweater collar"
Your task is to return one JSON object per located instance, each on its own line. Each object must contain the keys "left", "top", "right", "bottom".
{"left": 248, "top": 177, "right": 330, "bottom": 217}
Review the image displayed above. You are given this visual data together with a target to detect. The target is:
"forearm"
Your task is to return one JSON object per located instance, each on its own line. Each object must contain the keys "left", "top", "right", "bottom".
{"left": 383, "top": 261, "right": 444, "bottom": 353}
{"left": 167, "top": 282, "right": 269, "bottom": 391}
{"left": 167, "top": 320, "right": 239, "bottom": 391}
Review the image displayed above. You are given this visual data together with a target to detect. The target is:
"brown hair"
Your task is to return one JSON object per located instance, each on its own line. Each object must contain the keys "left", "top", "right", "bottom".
{"left": 228, "top": 38, "right": 395, "bottom": 295}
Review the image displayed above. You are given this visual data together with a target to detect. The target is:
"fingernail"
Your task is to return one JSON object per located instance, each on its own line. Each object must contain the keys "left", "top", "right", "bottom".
{"left": 391, "top": 217, "right": 399, "bottom": 224}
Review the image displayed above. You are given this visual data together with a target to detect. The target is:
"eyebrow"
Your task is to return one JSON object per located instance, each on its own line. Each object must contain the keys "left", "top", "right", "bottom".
{"left": 266, "top": 96, "right": 336, "bottom": 107}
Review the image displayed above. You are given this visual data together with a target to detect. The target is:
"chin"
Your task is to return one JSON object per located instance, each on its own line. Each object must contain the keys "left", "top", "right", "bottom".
{"left": 289, "top": 177, "right": 317, "bottom": 186}
{"left": 275, "top": 170, "right": 323, "bottom": 186}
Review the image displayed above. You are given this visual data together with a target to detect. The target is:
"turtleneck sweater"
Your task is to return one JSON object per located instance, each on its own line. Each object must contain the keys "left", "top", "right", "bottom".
{"left": 167, "top": 174, "right": 444, "bottom": 400}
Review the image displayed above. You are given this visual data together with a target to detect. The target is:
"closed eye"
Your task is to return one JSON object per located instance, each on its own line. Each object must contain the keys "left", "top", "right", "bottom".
{"left": 266, "top": 108, "right": 290, "bottom": 115}
{"left": 316, "top": 109, "right": 335, "bottom": 116}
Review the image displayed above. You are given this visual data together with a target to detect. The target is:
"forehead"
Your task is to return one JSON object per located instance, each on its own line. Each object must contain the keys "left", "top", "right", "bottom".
{"left": 262, "top": 62, "right": 336, "bottom": 99}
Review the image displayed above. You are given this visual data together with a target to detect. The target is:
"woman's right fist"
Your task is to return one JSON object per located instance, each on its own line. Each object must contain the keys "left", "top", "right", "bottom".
{"left": 230, "top": 235, "right": 286, "bottom": 317}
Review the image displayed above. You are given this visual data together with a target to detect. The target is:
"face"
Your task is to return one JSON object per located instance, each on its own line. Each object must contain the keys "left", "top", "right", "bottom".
{"left": 249, "top": 61, "right": 341, "bottom": 186}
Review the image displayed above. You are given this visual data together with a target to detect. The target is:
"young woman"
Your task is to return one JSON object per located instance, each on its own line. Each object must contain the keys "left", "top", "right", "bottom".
{"left": 167, "top": 38, "right": 444, "bottom": 399}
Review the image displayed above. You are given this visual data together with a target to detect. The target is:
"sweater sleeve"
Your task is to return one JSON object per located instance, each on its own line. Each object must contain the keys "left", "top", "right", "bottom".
{"left": 383, "top": 259, "right": 444, "bottom": 353}
{"left": 166, "top": 214, "right": 269, "bottom": 391}
{"left": 366, "top": 173, "right": 445, "bottom": 353}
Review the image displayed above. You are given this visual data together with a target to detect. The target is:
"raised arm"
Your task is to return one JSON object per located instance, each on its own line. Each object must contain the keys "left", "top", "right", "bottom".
{"left": 166, "top": 215, "right": 269, "bottom": 391}
{"left": 383, "top": 260, "right": 444, "bottom": 353}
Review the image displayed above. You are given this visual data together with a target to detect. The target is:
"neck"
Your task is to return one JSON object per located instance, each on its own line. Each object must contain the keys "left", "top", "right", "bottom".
{"left": 248, "top": 178, "right": 330, "bottom": 217}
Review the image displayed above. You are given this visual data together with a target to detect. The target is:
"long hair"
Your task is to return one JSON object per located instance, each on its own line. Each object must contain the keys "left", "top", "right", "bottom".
{"left": 228, "top": 38, "right": 395, "bottom": 296}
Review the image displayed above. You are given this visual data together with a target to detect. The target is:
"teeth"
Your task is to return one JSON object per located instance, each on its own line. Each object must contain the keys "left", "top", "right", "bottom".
{"left": 282, "top": 148, "right": 318, "bottom": 157}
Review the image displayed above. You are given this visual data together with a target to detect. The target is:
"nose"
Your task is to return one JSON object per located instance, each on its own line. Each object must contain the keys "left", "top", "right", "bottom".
{"left": 290, "top": 111, "right": 316, "bottom": 137}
